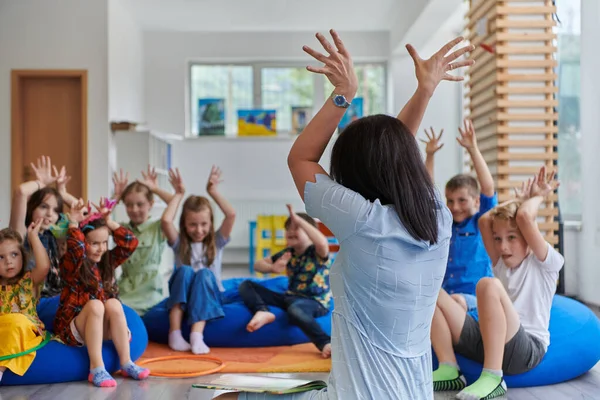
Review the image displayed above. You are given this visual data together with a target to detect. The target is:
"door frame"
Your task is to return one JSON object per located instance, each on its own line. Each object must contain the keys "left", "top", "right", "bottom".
{"left": 11, "top": 69, "right": 88, "bottom": 199}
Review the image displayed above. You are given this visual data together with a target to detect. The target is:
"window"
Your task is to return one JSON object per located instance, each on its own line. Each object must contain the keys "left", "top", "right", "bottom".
{"left": 555, "top": 0, "right": 581, "bottom": 219}
{"left": 189, "top": 62, "right": 386, "bottom": 137}
{"left": 324, "top": 64, "right": 387, "bottom": 116}
{"left": 190, "top": 65, "right": 253, "bottom": 136}
{"left": 261, "top": 67, "right": 314, "bottom": 133}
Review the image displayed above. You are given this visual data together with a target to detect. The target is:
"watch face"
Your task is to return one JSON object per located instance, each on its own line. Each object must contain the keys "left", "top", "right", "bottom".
{"left": 334, "top": 96, "right": 345, "bottom": 106}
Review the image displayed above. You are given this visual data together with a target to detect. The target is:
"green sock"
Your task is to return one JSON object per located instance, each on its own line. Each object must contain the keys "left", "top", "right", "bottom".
{"left": 432, "top": 363, "right": 466, "bottom": 391}
{"left": 456, "top": 371, "right": 507, "bottom": 400}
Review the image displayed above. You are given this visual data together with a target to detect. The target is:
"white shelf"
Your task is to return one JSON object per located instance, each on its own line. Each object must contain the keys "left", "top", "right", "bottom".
{"left": 185, "top": 133, "right": 300, "bottom": 142}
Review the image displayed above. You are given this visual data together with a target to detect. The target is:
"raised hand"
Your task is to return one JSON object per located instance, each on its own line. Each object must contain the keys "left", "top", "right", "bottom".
{"left": 456, "top": 119, "right": 478, "bottom": 150}
{"left": 138, "top": 165, "right": 158, "bottom": 191}
{"left": 303, "top": 30, "right": 358, "bottom": 96}
{"left": 91, "top": 197, "right": 115, "bottom": 222}
{"left": 27, "top": 218, "right": 43, "bottom": 238}
{"left": 206, "top": 165, "right": 223, "bottom": 195}
{"left": 68, "top": 199, "right": 89, "bottom": 224}
{"left": 272, "top": 251, "right": 292, "bottom": 274}
{"left": 514, "top": 178, "right": 533, "bottom": 202}
{"left": 530, "top": 166, "right": 560, "bottom": 198}
{"left": 168, "top": 168, "right": 185, "bottom": 195}
{"left": 112, "top": 169, "right": 129, "bottom": 200}
{"left": 406, "top": 37, "right": 475, "bottom": 95}
{"left": 53, "top": 166, "right": 72, "bottom": 193}
{"left": 31, "top": 156, "right": 56, "bottom": 187}
{"left": 420, "top": 127, "right": 444, "bottom": 155}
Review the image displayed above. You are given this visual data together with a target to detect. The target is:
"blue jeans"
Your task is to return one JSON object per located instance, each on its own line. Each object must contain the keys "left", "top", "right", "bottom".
{"left": 238, "top": 280, "right": 330, "bottom": 351}
{"left": 167, "top": 266, "right": 225, "bottom": 325}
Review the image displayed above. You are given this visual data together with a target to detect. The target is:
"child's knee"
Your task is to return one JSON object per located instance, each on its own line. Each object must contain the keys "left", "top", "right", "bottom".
{"left": 104, "top": 298, "right": 124, "bottom": 315}
{"left": 86, "top": 299, "right": 105, "bottom": 316}
{"left": 450, "top": 294, "right": 468, "bottom": 311}
{"left": 476, "top": 277, "right": 502, "bottom": 297}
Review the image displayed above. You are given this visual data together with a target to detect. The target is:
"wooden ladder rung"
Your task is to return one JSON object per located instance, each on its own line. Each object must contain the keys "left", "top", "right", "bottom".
{"left": 496, "top": 32, "right": 556, "bottom": 41}
{"left": 497, "top": 113, "right": 558, "bottom": 121}
{"left": 497, "top": 99, "right": 558, "bottom": 108}
{"left": 497, "top": 73, "right": 557, "bottom": 82}
{"left": 495, "top": 19, "right": 556, "bottom": 29}
{"left": 497, "top": 126, "right": 558, "bottom": 134}
{"left": 497, "top": 152, "right": 558, "bottom": 161}
{"left": 496, "top": 5, "right": 557, "bottom": 15}
{"left": 496, "top": 86, "right": 558, "bottom": 95}
{"left": 495, "top": 45, "right": 557, "bottom": 54}
{"left": 497, "top": 59, "right": 557, "bottom": 68}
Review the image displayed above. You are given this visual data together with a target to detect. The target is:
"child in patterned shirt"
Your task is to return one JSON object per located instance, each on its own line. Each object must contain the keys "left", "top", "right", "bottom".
{"left": 239, "top": 204, "right": 332, "bottom": 358}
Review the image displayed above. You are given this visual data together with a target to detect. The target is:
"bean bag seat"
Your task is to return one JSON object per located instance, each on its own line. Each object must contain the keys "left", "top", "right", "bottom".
{"left": 433, "top": 295, "right": 600, "bottom": 388}
{"left": 142, "top": 276, "right": 333, "bottom": 347}
{"left": 2, "top": 296, "right": 148, "bottom": 386}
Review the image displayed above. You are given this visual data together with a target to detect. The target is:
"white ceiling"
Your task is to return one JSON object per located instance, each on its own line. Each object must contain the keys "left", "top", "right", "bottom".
{"left": 123, "top": 0, "right": 419, "bottom": 32}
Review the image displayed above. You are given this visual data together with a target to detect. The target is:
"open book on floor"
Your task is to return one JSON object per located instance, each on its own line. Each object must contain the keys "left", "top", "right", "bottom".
{"left": 192, "top": 374, "right": 327, "bottom": 394}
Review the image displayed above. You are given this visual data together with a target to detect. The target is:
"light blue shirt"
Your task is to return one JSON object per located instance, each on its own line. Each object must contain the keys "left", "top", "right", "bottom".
{"left": 240, "top": 174, "right": 452, "bottom": 400}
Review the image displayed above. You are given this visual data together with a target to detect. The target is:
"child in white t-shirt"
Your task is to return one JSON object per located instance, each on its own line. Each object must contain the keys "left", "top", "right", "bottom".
{"left": 430, "top": 166, "right": 564, "bottom": 400}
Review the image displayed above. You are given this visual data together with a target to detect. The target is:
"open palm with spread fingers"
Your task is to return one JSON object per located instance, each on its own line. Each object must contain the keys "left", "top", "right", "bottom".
{"left": 303, "top": 30, "right": 358, "bottom": 95}
{"left": 168, "top": 168, "right": 185, "bottom": 195}
{"left": 138, "top": 165, "right": 159, "bottom": 191}
{"left": 530, "top": 166, "right": 560, "bottom": 198}
{"left": 457, "top": 119, "right": 478, "bottom": 150}
{"left": 406, "top": 37, "right": 475, "bottom": 95}
{"left": 421, "top": 128, "right": 444, "bottom": 155}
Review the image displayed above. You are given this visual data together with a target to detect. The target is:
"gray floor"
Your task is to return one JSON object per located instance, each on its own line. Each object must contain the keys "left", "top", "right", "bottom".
{"left": 2, "top": 266, "right": 599, "bottom": 399}
{"left": 1, "top": 365, "right": 600, "bottom": 400}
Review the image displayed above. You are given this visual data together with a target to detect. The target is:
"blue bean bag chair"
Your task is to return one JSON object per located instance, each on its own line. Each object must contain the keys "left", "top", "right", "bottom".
{"left": 433, "top": 295, "right": 600, "bottom": 388}
{"left": 2, "top": 296, "right": 148, "bottom": 386}
{"left": 142, "top": 276, "right": 333, "bottom": 347}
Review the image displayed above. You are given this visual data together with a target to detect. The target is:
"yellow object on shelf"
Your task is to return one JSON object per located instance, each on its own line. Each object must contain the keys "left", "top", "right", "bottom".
{"left": 255, "top": 215, "right": 287, "bottom": 278}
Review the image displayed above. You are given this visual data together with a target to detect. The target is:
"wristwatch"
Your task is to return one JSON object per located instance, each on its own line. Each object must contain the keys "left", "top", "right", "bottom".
{"left": 331, "top": 93, "right": 351, "bottom": 109}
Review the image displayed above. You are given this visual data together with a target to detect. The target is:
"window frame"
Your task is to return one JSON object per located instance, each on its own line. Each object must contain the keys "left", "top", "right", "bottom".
{"left": 186, "top": 60, "right": 388, "bottom": 137}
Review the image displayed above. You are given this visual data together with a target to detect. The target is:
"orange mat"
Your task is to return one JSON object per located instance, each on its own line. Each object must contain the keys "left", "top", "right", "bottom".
{"left": 139, "top": 342, "right": 331, "bottom": 374}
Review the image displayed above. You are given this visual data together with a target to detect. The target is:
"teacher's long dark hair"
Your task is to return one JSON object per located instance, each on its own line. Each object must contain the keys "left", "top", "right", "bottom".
{"left": 330, "top": 114, "right": 440, "bottom": 244}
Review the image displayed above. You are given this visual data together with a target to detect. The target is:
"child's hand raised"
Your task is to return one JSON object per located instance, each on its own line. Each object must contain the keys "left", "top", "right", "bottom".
{"left": 138, "top": 165, "right": 158, "bottom": 191}
{"left": 272, "top": 251, "right": 292, "bottom": 274}
{"left": 406, "top": 37, "right": 474, "bottom": 96}
{"left": 303, "top": 30, "right": 358, "bottom": 96}
{"left": 206, "top": 165, "right": 223, "bottom": 195}
{"left": 91, "top": 197, "right": 116, "bottom": 222}
{"left": 112, "top": 169, "right": 129, "bottom": 200}
{"left": 514, "top": 178, "right": 533, "bottom": 202}
{"left": 31, "top": 156, "right": 56, "bottom": 187}
{"left": 27, "top": 218, "right": 43, "bottom": 239}
{"left": 168, "top": 168, "right": 185, "bottom": 195}
{"left": 530, "top": 166, "right": 560, "bottom": 198}
{"left": 456, "top": 119, "right": 478, "bottom": 151}
{"left": 53, "top": 165, "right": 72, "bottom": 193}
{"left": 68, "top": 199, "right": 89, "bottom": 224}
{"left": 420, "top": 127, "right": 444, "bottom": 155}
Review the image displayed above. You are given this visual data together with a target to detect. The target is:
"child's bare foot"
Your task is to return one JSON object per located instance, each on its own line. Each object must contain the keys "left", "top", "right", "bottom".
{"left": 246, "top": 311, "right": 276, "bottom": 332}
{"left": 321, "top": 343, "right": 332, "bottom": 358}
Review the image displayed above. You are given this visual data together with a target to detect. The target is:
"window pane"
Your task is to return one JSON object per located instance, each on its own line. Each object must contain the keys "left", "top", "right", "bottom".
{"left": 324, "top": 64, "right": 386, "bottom": 116}
{"left": 556, "top": 0, "right": 581, "bottom": 218}
{"left": 190, "top": 65, "right": 253, "bottom": 136}
{"left": 261, "top": 67, "right": 314, "bottom": 133}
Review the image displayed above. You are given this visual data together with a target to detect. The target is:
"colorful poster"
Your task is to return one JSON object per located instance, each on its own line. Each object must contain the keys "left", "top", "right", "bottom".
{"left": 238, "top": 109, "right": 277, "bottom": 136}
{"left": 291, "top": 106, "right": 312, "bottom": 135}
{"left": 198, "top": 98, "right": 225, "bottom": 136}
{"left": 338, "top": 97, "right": 363, "bottom": 132}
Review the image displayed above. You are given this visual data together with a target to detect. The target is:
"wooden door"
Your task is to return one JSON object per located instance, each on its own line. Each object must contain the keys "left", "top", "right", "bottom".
{"left": 11, "top": 70, "right": 87, "bottom": 201}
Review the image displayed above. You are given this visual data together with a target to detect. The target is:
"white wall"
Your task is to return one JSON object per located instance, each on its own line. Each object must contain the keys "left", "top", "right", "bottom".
{"left": 144, "top": 30, "right": 390, "bottom": 135}
{"left": 389, "top": 3, "right": 465, "bottom": 191}
{"left": 577, "top": 0, "right": 600, "bottom": 306}
{"left": 0, "top": 0, "right": 110, "bottom": 218}
{"left": 108, "top": 0, "right": 145, "bottom": 123}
